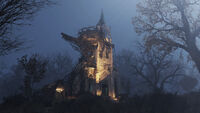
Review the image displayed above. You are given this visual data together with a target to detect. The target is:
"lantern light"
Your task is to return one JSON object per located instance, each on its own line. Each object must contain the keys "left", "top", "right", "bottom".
{"left": 56, "top": 87, "right": 64, "bottom": 93}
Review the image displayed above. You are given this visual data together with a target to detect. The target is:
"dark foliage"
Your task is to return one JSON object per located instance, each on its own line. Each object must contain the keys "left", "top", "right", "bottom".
{"left": 1, "top": 92, "right": 200, "bottom": 113}
{"left": 18, "top": 54, "right": 47, "bottom": 99}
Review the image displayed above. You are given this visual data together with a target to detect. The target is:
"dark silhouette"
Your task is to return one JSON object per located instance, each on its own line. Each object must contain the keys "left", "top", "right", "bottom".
{"left": 0, "top": 0, "right": 53, "bottom": 56}
{"left": 18, "top": 54, "right": 47, "bottom": 99}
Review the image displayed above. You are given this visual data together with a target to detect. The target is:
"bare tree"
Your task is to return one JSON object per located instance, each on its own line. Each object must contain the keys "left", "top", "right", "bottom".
{"left": 132, "top": 46, "right": 184, "bottom": 93}
{"left": 114, "top": 49, "right": 134, "bottom": 95}
{"left": 48, "top": 53, "right": 73, "bottom": 77}
{"left": 18, "top": 54, "right": 47, "bottom": 99}
{"left": 133, "top": 0, "right": 200, "bottom": 73}
{"left": 0, "top": 0, "right": 53, "bottom": 56}
{"left": 41, "top": 53, "right": 73, "bottom": 85}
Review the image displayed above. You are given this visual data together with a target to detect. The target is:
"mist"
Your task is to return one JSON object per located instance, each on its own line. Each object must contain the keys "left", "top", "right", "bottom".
{"left": 1, "top": 0, "right": 200, "bottom": 113}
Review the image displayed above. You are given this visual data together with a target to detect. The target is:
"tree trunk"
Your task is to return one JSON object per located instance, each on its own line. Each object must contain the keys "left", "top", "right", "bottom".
{"left": 186, "top": 38, "right": 200, "bottom": 73}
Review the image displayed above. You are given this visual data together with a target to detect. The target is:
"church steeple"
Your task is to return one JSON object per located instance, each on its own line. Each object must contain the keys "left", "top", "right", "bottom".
{"left": 97, "top": 10, "right": 105, "bottom": 26}
{"left": 96, "top": 10, "right": 111, "bottom": 38}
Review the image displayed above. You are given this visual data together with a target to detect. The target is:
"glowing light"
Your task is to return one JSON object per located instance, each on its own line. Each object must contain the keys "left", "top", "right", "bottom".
{"left": 110, "top": 93, "right": 118, "bottom": 101}
{"left": 112, "top": 93, "right": 115, "bottom": 98}
{"left": 113, "top": 98, "right": 118, "bottom": 101}
{"left": 95, "top": 41, "right": 113, "bottom": 83}
{"left": 96, "top": 89, "right": 102, "bottom": 96}
{"left": 56, "top": 87, "right": 64, "bottom": 93}
{"left": 96, "top": 74, "right": 100, "bottom": 83}
{"left": 87, "top": 67, "right": 95, "bottom": 78}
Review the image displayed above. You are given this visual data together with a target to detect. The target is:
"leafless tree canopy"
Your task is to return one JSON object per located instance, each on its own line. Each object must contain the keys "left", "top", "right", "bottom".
{"left": 18, "top": 54, "right": 47, "bottom": 98}
{"left": 133, "top": 0, "right": 200, "bottom": 72}
{"left": 132, "top": 46, "right": 184, "bottom": 93}
{"left": 0, "top": 0, "right": 53, "bottom": 56}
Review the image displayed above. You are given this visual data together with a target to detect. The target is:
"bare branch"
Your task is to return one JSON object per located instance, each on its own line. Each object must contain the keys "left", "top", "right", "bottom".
{"left": 133, "top": 0, "right": 200, "bottom": 75}
{"left": 0, "top": 0, "right": 54, "bottom": 56}
{"left": 173, "top": 0, "right": 191, "bottom": 37}
{"left": 132, "top": 43, "right": 184, "bottom": 92}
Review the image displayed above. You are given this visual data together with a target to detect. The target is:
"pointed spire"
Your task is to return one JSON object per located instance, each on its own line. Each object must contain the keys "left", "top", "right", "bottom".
{"left": 97, "top": 10, "right": 105, "bottom": 26}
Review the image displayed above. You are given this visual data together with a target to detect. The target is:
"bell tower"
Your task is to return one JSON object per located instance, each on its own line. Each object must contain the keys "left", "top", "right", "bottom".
{"left": 61, "top": 11, "right": 116, "bottom": 99}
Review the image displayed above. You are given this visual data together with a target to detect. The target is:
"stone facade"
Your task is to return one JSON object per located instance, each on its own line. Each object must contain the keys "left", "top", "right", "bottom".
{"left": 61, "top": 12, "right": 116, "bottom": 99}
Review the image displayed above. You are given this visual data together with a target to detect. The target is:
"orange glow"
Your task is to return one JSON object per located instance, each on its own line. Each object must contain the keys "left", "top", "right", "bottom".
{"left": 96, "top": 89, "right": 102, "bottom": 96}
{"left": 112, "top": 93, "right": 115, "bottom": 98}
{"left": 86, "top": 67, "right": 95, "bottom": 79}
{"left": 110, "top": 92, "right": 118, "bottom": 101}
{"left": 62, "top": 14, "right": 116, "bottom": 99}
{"left": 95, "top": 40, "right": 113, "bottom": 83}
{"left": 56, "top": 87, "right": 64, "bottom": 93}
{"left": 113, "top": 97, "right": 118, "bottom": 101}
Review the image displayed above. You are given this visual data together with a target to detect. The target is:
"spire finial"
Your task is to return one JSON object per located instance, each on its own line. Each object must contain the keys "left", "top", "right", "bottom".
{"left": 97, "top": 9, "right": 105, "bottom": 26}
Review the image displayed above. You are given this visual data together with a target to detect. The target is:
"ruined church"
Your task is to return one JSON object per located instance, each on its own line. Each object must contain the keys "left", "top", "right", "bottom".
{"left": 60, "top": 12, "right": 117, "bottom": 100}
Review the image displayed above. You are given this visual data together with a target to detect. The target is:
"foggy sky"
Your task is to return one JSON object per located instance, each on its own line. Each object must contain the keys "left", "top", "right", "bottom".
{"left": 0, "top": 0, "right": 139, "bottom": 66}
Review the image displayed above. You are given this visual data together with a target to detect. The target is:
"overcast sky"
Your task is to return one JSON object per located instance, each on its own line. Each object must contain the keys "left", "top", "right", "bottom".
{"left": 1, "top": 0, "right": 139, "bottom": 66}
